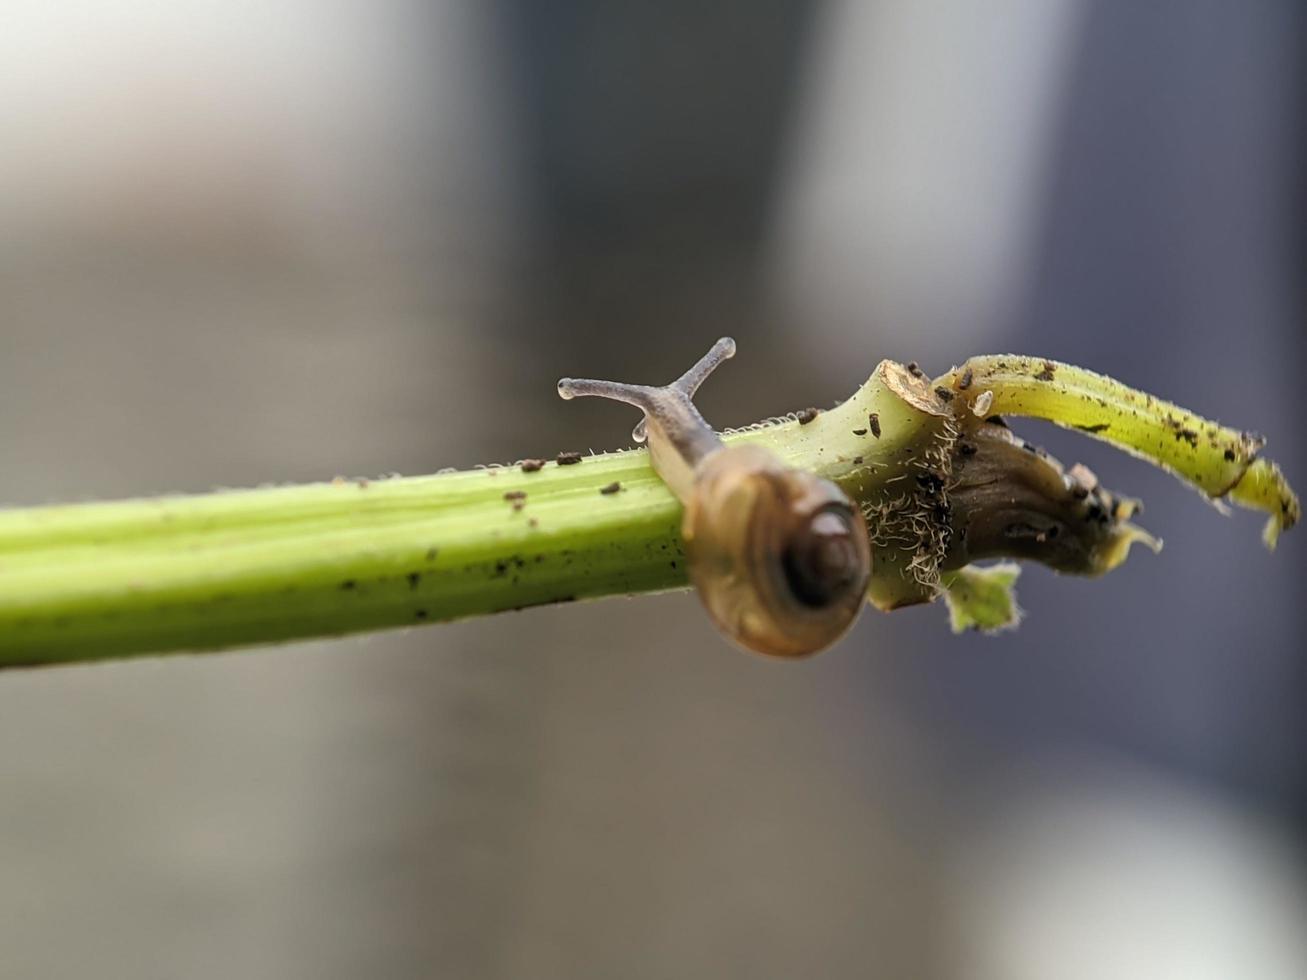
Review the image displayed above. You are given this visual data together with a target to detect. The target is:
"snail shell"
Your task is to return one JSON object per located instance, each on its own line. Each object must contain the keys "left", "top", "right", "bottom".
{"left": 682, "top": 445, "right": 872, "bottom": 658}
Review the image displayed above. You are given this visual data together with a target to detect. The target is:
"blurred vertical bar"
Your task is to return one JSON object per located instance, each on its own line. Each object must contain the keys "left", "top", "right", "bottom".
{"left": 490, "top": 1, "right": 818, "bottom": 368}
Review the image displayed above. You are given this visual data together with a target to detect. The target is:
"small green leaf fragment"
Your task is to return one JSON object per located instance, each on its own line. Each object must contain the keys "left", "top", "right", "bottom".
{"left": 940, "top": 562, "right": 1023, "bottom": 634}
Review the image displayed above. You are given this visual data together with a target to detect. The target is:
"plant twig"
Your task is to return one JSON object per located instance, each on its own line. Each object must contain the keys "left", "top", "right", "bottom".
{"left": 934, "top": 356, "right": 1299, "bottom": 546}
{"left": 0, "top": 357, "right": 1296, "bottom": 668}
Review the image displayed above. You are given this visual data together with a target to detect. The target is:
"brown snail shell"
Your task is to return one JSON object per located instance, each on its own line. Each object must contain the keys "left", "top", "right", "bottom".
{"left": 682, "top": 445, "right": 872, "bottom": 658}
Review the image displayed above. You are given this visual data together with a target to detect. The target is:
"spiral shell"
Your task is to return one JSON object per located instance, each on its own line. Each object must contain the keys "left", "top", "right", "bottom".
{"left": 682, "top": 445, "right": 872, "bottom": 658}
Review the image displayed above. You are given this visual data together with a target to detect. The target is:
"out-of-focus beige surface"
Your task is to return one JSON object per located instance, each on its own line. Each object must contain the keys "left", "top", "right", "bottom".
{"left": 2, "top": 4, "right": 1303, "bottom": 978}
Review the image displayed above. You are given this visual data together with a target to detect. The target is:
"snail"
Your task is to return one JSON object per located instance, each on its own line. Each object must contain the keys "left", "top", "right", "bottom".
{"left": 559, "top": 338, "right": 872, "bottom": 658}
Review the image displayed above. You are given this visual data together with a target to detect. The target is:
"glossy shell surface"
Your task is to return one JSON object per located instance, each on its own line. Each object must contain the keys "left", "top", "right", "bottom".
{"left": 682, "top": 445, "right": 872, "bottom": 658}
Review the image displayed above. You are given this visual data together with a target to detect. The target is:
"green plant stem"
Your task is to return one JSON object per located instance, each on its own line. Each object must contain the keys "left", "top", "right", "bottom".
{"left": 935, "top": 356, "right": 1301, "bottom": 546}
{"left": 0, "top": 363, "right": 934, "bottom": 666}
{"left": 0, "top": 458, "right": 688, "bottom": 666}
{"left": 0, "top": 357, "right": 1296, "bottom": 668}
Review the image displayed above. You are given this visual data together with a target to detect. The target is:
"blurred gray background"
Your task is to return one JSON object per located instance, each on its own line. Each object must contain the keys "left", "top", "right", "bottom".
{"left": 1, "top": 2, "right": 1303, "bottom": 978}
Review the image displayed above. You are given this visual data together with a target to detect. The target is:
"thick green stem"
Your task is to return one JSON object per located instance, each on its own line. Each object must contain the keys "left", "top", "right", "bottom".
{"left": 0, "top": 458, "right": 686, "bottom": 666}
{"left": 0, "top": 363, "right": 933, "bottom": 666}
{"left": 0, "top": 357, "right": 1296, "bottom": 667}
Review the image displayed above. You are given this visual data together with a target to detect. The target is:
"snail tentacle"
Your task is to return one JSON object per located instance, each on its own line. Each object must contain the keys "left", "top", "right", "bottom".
{"left": 670, "top": 336, "right": 736, "bottom": 397}
{"left": 557, "top": 377, "right": 659, "bottom": 409}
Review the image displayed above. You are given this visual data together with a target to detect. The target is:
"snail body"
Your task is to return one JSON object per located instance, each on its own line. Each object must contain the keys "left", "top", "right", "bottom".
{"left": 559, "top": 338, "right": 871, "bottom": 658}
